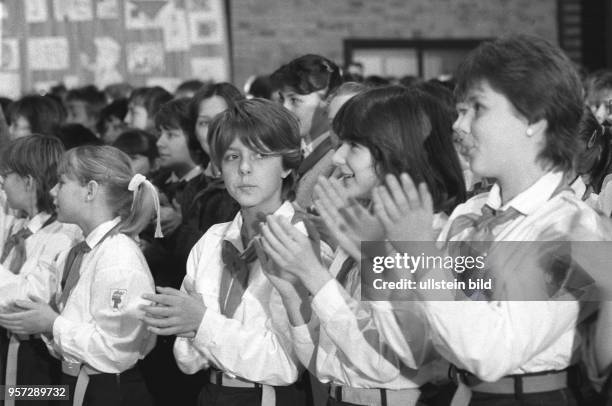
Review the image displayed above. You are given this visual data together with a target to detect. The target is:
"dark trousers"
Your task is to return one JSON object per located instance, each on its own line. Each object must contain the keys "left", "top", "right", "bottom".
{"left": 0, "top": 328, "right": 7, "bottom": 406}
{"left": 326, "top": 398, "right": 361, "bottom": 406}
{"left": 15, "top": 338, "right": 61, "bottom": 406}
{"left": 140, "top": 336, "right": 206, "bottom": 406}
{"left": 197, "top": 380, "right": 309, "bottom": 406}
{"left": 59, "top": 366, "right": 152, "bottom": 406}
{"left": 469, "top": 388, "right": 578, "bottom": 406}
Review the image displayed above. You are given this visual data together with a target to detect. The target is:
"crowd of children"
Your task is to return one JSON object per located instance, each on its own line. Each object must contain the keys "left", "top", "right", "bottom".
{"left": 0, "top": 34, "right": 612, "bottom": 406}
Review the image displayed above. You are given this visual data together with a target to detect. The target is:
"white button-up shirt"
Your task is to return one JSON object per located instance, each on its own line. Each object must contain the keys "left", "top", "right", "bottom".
{"left": 174, "top": 201, "right": 309, "bottom": 385}
{"left": 0, "top": 212, "right": 81, "bottom": 308}
{"left": 287, "top": 213, "right": 449, "bottom": 390}
{"left": 45, "top": 218, "right": 155, "bottom": 373}
{"left": 422, "top": 171, "right": 607, "bottom": 381}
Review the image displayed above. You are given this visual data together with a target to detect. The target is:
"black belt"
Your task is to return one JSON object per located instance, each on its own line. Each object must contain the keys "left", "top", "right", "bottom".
{"left": 449, "top": 364, "right": 570, "bottom": 397}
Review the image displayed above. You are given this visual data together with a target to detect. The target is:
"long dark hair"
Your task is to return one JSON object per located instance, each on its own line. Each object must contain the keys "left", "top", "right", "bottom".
{"left": 333, "top": 85, "right": 466, "bottom": 214}
{"left": 575, "top": 106, "right": 612, "bottom": 194}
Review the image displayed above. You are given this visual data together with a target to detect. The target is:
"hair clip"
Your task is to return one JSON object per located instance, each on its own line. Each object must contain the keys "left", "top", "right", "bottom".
{"left": 587, "top": 126, "right": 603, "bottom": 149}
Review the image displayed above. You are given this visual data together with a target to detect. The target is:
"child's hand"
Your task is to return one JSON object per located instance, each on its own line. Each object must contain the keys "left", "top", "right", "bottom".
{"left": 254, "top": 236, "right": 301, "bottom": 290}
{"left": 0, "top": 297, "right": 58, "bottom": 334}
{"left": 260, "top": 216, "right": 332, "bottom": 296}
{"left": 313, "top": 176, "right": 384, "bottom": 260}
{"left": 373, "top": 173, "right": 435, "bottom": 245}
{"left": 160, "top": 202, "right": 182, "bottom": 235}
{"left": 158, "top": 192, "right": 171, "bottom": 207}
{"left": 141, "top": 283, "right": 205, "bottom": 336}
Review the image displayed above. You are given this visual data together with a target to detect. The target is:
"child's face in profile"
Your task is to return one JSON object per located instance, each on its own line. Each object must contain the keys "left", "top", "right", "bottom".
{"left": 101, "top": 116, "right": 126, "bottom": 145}
{"left": 279, "top": 88, "right": 324, "bottom": 139}
{"left": 0, "top": 172, "right": 30, "bottom": 212}
{"left": 156, "top": 127, "right": 193, "bottom": 171}
{"left": 452, "top": 80, "right": 531, "bottom": 179}
{"left": 129, "top": 153, "right": 153, "bottom": 177}
{"left": 221, "top": 138, "right": 290, "bottom": 214}
{"left": 66, "top": 100, "right": 93, "bottom": 128}
{"left": 51, "top": 174, "right": 86, "bottom": 224}
{"left": 331, "top": 141, "right": 379, "bottom": 200}
{"left": 586, "top": 88, "right": 612, "bottom": 125}
{"left": 196, "top": 96, "right": 228, "bottom": 154}
{"left": 125, "top": 102, "right": 149, "bottom": 130}
{"left": 9, "top": 116, "right": 32, "bottom": 140}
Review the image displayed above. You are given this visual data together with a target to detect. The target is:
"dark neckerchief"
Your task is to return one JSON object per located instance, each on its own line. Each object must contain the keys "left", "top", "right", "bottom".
{"left": 297, "top": 136, "right": 335, "bottom": 178}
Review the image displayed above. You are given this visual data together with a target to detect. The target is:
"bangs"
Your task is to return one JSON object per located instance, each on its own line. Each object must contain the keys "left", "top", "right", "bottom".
{"left": 0, "top": 135, "right": 64, "bottom": 177}
{"left": 208, "top": 99, "right": 301, "bottom": 168}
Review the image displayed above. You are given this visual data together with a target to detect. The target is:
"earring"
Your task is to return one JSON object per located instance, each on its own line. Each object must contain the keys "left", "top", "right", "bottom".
{"left": 526, "top": 127, "right": 534, "bottom": 137}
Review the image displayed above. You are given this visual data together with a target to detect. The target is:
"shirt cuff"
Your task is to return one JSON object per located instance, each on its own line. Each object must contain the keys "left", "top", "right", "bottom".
{"left": 290, "top": 323, "right": 314, "bottom": 345}
{"left": 193, "top": 308, "right": 223, "bottom": 349}
{"left": 52, "top": 315, "right": 74, "bottom": 346}
{"left": 311, "top": 279, "right": 347, "bottom": 324}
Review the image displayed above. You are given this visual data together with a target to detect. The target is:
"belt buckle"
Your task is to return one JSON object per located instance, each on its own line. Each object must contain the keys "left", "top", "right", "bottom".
{"left": 449, "top": 365, "right": 465, "bottom": 384}
{"left": 63, "top": 362, "right": 81, "bottom": 376}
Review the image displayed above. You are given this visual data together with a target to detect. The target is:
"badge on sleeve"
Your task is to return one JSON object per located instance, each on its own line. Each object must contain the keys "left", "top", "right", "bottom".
{"left": 110, "top": 289, "right": 127, "bottom": 311}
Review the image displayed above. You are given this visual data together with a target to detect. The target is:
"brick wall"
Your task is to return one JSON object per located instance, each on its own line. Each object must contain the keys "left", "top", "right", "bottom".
{"left": 230, "top": 0, "right": 558, "bottom": 86}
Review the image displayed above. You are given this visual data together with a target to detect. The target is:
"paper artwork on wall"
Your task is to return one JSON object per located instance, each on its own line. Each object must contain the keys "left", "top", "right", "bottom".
{"left": 127, "top": 42, "right": 165, "bottom": 74}
{"left": 28, "top": 37, "right": 69, "bottom": 70}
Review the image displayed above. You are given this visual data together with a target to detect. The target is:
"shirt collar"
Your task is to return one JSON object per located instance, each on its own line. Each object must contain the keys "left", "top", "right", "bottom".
{"left": 301, "top": 131, "right": 331, "bottom": 158}
{"left": 487, "top": 171, "right": 566, "bottom": 215}
{"left": 26, "top": 212, "right": 53, "bottom": 234}
{"left": 223, "top": 201, "right": 295, "bottom": 251}
{"left": 85, "top": 217, "right": 121, "bottom": 249}
{"left": 165, "top": 166, "right": 203, "bottom": 184}
{"left": 203, "top": 162, "right": 221, "bottom": 179}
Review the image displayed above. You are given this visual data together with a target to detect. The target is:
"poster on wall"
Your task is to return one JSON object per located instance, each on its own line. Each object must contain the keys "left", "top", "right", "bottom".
{"left": 187, "top": 0, "right": 225, "bottom": 45}
{"left": 25, "top": 0, "right": 49, "bottom": 23}
{"left": 0, "top": 73, "right": 21, "bottom": 99}
{"left": 0, "top": 0, "right": 230, "bottom": 96}
{"left": 127, "top": 42, "right": 165, "bottom": 74}
{"left": 161, "top": 6, "right": 190, "bottom": 51}
{"left": 125, "top": 0, "right": 169, "bottom": 29}
{"left": 96, "top": 0, "right": 119, "bottom": 19}
{"left": 28, "top": 37, "right": 69, "bottom": 70}
{"left": 1, "top": 39, "right": 19, "bottom": 71}
{"left": 81, "top": 37, "right": 124, "bottom": 87}
{"left": 191, "top": 56, "right": 227, "bottom": 82}
{"left": 53, "top": 0, "right": 94, "bottom": 21}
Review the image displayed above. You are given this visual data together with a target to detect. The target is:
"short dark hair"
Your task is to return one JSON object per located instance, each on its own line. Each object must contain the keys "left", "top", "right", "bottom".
{"left": 55, "top": 123, "right": 103, "bottom": 150}
{"left": 0, "top": 134, "right": 65, "bottom": 214}
{"left": 175, "top": 79, "right": 206, "bottom": 96}
{"left": 271, "top": 54, "right": 343, "bottom": 98}
{"left": 246, "top": 75, "right": 273, "bottom": 99}
{"left": 333, "top": 85, "right": 466, "bottom": 213}
{"left": 113, "top": 129, "right": 158, "bottom": 163}
{"left": 96, "top": 98, "right": 128, "bottom": 135}
{"left": 129, "top": 86, "right": 173, "bottom": 117}
{"left": 574, "top": 106, "right": 612, "bottom": 193}
{"left": 155, "top": 98, "right": 193, "bottom": 135}
{"left": 7, "top": 95, "right": 66, "bottom": 136}
{"left": 585, "top": 70, "right": 612, "bottom": 96}
{"left": 208, "top": 98, "right": 302, "bottom": 200}
{"left": 188, "top": 82, "right": 244, "bottom": 166}
{"left": 155, "top": 98, "right": 205, "bottom": 166}
{"left": 454, "top": 35, "right": 583, "bottom": 173}
{"left": 65, "top": 85, "right": 108, "bottom": 121}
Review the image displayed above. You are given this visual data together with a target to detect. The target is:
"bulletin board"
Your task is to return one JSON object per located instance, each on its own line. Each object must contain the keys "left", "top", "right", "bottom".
{"left": 0, "top": 0, "right": 232, "bottom": 98}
